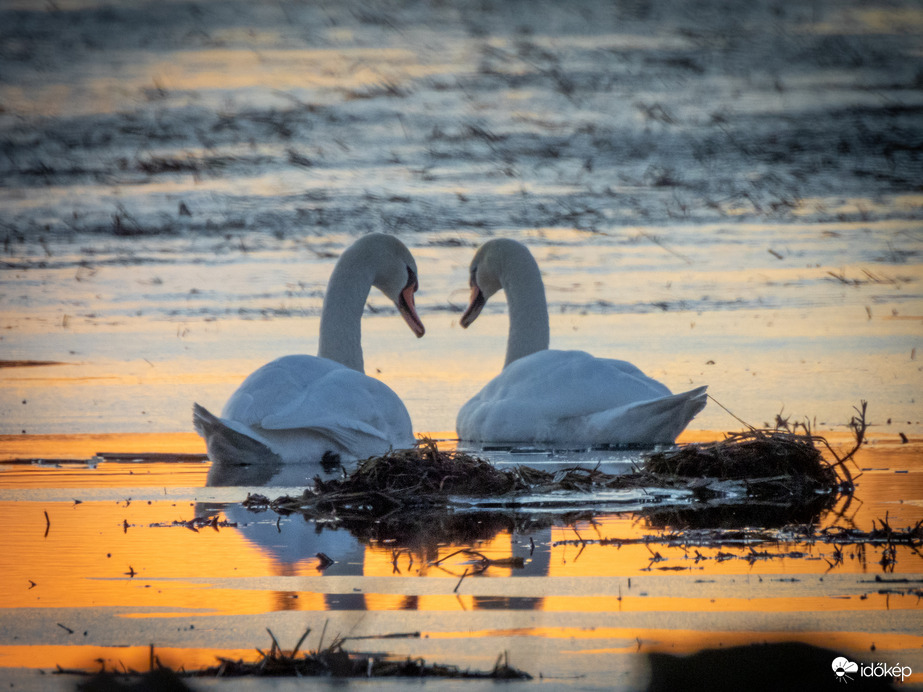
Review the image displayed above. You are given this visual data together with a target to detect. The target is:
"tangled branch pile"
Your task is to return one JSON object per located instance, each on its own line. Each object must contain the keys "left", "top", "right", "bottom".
{"left": 318, "top": 438, "right": 523, "bottom": 497}
{"left": 243, "top": 440, "right": 525, "bottom": 517}
{"left": 645, "top": 429, "right": 831, "bottom": 481}
{"left": 194, "top": 629, "right": 530, "bottom": 680}
{"left": 243, "top": 421, "right": 857, "bottom": 526}
{"left": 239, "top": 403, "right": 870, "bottom": 527}
{"left": 645, "top": 401, "right": 867, "bottom": 495}
{"left": 70, "top": 630, "right": 530, "bottom": 684}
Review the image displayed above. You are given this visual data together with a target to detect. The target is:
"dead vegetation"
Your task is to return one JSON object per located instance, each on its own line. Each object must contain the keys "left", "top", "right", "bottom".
{"left": 243, "top": 438, "right": 523, "bottom": 518}
{"left": 247, "top": 404, "right": 866, "bottom": 522}
{"left": 231, "top": 403, "right": 878, "bottom": 563}
{"left": 551, "top": 516, "right": 923, "bottom": 574}
{"left": 66, "top": 629, "right": 530, "bottom": 685}
{"left": 320, "top": 436, "right": 523, "bottom": 497}
{"left": 646, "top": 400, "right": 867, "bottom": 492}
{"left": 196, "top": 628, "right": 529, "bottom": 680}
{"left": 226, "top": 403, "right": 923, "bottom": 574}
{"left": 644, "top": 429, "right": 832, "bottom": 482}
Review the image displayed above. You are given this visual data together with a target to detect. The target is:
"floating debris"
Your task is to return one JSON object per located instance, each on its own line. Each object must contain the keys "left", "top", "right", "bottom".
{"left": 246, "top": 413, "right": 858, "bottom": 521}
{"left": 196, "top": 630, "right": 530, "bottom": 680}
{"left": 548, "top": 516, "right": 923, "bottom": 574}
{"left": 64, "top": 630, "right": 531, "bottom": 683}
{"left": 641, "top": 427, "right": 846, "bottom": 503}
{"left": 147, "top": 516, "right": 238, "bottom": 532}
{"left": 242, "top": 438, "right": 526, "bottom": 517}
{"left": 319, "top": 437, "right": 523, "bottom": 497}
{"left": 643, "top": 400, "right": 869, "bottom": 497}
{"left": 645, "top": 429, "right": 832, "bottom": 482}
{"left": 229, "top": 405, "right": 880, "bottom": 558}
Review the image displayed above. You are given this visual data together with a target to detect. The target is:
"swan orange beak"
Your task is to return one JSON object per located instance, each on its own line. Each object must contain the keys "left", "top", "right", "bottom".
{"left": 460, "top": 283, "right": 486, "bottom": 328}
{"left": 398, "top": 280, "right": 425, "bottom": 338}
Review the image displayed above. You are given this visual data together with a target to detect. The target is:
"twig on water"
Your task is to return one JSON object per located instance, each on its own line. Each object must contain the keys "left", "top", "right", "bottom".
{"left": 266, "top": 628, "right": 281, "bottom": 658}
{"left": 708, "top": 394, "right": 756, "bottom": 430}
{"left": 316, "top": 619, "right": 329, "bottom": 656}
{"left": 454, "top": 567, "right": 469, "bottom": 593}
{"left": 816, "top": 400, "right": 868, "bottom": 487}
{"left": 636, "top": 230, "right": 693, "bottom": 265}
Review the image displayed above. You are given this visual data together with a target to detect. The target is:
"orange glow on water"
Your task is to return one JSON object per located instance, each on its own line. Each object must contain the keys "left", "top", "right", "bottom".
{"left": 0, "top": 501, "right": 274, "bottom": 612}
{"left": 0, "top": 432, "right": 206, "bottom": 463}
{"left": 533, "top": 592, "right": 921, "bottom": 614}
{"left": 0, "top": 644, "right": 256, "bottom": 672}
{"left": 0, "top": 432, "right": 920, "bottom": 678}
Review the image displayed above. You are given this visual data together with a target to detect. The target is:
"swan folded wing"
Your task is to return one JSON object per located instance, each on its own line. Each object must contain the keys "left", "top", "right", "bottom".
{"left": 221, "top": 355, "right": 343, "bottom": 425}
{"left": 458, "top": 351, "right": 704, "bottom": 444}
{"left": 255, "top": 367, "right": 413, "bottom": 449}
{"left": 216, "top": 356, "right": 413, "bottom": 456}
{"left": 459, "top": 392, "right": 596, "bottom": 442}
{"left": 460, "top": 385, "right": 706, "bottom": 445}
{"left": 576, "top": 385, "right": 708, "bottom": 445}
{"left": 480, "top": 350, "right": 673, "bottom": 418}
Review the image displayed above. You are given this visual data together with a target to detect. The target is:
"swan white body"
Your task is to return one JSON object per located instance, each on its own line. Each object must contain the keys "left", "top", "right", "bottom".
{"left": 194, "top": 233, "right": 424, "bottom": 469}
{"left": 456, "top": 239, "right": 706, "bottom": 446}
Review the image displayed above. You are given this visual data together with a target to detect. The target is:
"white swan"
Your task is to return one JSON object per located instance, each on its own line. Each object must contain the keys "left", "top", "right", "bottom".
{"left": 194, "top": 233, "right": 425, "bottom": 470}
{"left": 456, "top": 238, "right": 707, "bottom": 446}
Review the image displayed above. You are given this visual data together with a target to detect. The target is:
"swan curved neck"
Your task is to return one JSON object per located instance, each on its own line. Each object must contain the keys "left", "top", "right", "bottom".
{"left": 502, "top": 253, "right": 550, "bottom": 367}
{"left": 317, "top": 257, "right": 373, "bottom": 372}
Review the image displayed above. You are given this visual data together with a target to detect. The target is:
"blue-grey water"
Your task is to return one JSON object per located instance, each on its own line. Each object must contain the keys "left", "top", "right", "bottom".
{"left": 2, "top": 0, "right": 920, "bottom": 437}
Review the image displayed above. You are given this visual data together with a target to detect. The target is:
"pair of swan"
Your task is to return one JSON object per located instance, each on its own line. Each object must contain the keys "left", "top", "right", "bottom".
{"left": 194, "top": 234, "right": 707, "bottom": 472}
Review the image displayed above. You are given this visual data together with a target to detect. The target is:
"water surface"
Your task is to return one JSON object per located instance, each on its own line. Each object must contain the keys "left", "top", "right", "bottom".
{"left": 1, "top": 0, "right": 922, "bottom": 688}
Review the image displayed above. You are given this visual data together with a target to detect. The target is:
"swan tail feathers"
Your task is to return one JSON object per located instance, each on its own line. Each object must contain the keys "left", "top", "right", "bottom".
{"left": 193, "top": 403, "right": 281, "bottom": 465}
{"left": 583, "top": 385, "right": 708, "bottom": 445}
{"left": 192, "top": 402, "right": 219, "bottom": 437}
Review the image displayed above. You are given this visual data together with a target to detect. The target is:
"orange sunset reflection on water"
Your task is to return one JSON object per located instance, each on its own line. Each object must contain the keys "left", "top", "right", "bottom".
{"left": 0, "top": 431, "right": 921, "bottom": 682}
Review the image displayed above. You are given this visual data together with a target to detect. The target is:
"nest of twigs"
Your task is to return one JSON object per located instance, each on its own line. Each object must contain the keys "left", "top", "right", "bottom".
{"left": 247, "top": 433, "right": 850, "bottom": 518}
{"left": 243, "top": 441, "right": 526, "bottom": 528}
{"left": 317, "top": 438, "right": 523, "bottom": 497}
{"left": 645, "top": 429, "right": 832, "bottom": 482}
{"left": 243, "top": 440, "right": 527, "bottom": 518}
{"left": 640, "top": 428, "right": 845, "bottom": 503}
{"left": 243, "top": 403, "right": 868, "bottom": 529}
{"left": 645, "top": 401, "right": 867, "bottom": 493}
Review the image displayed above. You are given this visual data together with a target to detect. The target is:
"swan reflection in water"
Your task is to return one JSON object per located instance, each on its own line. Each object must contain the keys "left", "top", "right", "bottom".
{"left": 200, "top": 457, "right": 552, "bottom": 612}
{"left": 197, "top": 460, "right": 371, "bottom": 611}
{"left": 200, "top": 441, "right": 841, "bottom": 617}
{"left": 198, "top": 442, "right": 724, "bottom": 610}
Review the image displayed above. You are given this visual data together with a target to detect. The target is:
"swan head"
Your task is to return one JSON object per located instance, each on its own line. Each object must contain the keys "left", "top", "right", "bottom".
{"left": 460, "top": 238, "right": 531, "bottom": 328}
{"left": 361, "top": 234, "right": 425, "bottom": 338}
